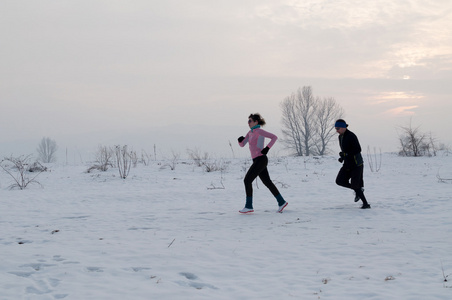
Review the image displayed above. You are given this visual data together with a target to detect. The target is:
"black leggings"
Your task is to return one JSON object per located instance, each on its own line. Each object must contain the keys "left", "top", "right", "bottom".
{"left": 244, "top": 155, "right": 280, "bottom": 197}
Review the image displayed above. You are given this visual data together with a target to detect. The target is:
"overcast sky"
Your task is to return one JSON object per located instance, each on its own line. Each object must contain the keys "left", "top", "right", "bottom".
{"left": 1, "top": 0, "right": 451, "bottom": 160}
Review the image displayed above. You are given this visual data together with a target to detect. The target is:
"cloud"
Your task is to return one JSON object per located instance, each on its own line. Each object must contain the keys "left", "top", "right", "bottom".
{"left": 371, "top": 91, "right": 424, "bottom": 105}
{"left": 385, "top": 105, "right": 419, "bottom": 116}
{"left": 2, "top": 0, "right": 451, "bottom": 80}
{"left": 245, "top": 0, "right": 452, "bottom": 78}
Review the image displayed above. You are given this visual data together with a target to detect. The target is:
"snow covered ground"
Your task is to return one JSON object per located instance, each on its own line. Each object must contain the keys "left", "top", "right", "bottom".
{"left": 1, "top": 152, "right": 451, "bottom": 299}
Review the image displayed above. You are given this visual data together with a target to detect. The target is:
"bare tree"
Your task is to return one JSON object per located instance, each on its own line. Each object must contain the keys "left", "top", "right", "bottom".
{"left": 281, "top": 95, "right": 304, "bottom": 155}
{"left": 281, "top": 86, "right": 344, "bottom": 156}
{"left": 398, "top": 119, "right": 427, "bottom": 157}
{"left": 297, "top": 87, "right": 317, "bottom": 156}
{"left": 314, "top": 97, "right": 345, "bottom": 155}
{"left": 37, "top": 137, "right": 58, "bottom": 163}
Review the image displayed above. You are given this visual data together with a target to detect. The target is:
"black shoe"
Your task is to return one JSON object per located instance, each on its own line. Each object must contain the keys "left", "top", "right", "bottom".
{"left": 360, "top": 203, "right": 371, "bottom": 209}
{"left": 354, "top": 188, "right": 364, "bottom": 202}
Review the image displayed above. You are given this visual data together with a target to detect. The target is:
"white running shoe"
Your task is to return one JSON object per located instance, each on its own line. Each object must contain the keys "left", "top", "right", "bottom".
{"left": 277, "top": 202, "right": 288, "bottom": 213}
{"left": 239, "top": 208, "right": 254, "bottom": 214}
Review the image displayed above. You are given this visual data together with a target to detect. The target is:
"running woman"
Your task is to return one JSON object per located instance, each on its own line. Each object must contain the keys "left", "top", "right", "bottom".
{"left": 237, "top": 113, "right": 288, "bottom": 213}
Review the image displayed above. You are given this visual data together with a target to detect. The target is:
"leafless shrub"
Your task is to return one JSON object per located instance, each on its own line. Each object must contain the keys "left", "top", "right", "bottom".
{"left": 425, "top": 133, "right": 439, "bottom": 156}
{"left": 0, "top": 155, "right": 44, "bottom": 190}
{"left": 367, "top": 146, "right": 382, "bottom": 172}
{"left": 187, "top": 148, "right": 226, "bottom": 172}
{"left": 86, "top": 146, "right": 113, "bottom": 173}
{"left": 203, "top": 159, "right": 227, "bottom": 173}
{"left": 114, "top": 145, "right": 132, "bottom": 179}
{"left": 241, "top": 159, "right": 251, "bottom": 176}
{"left": 130, "top": 150, "right": 138, "bottom": 168}
{"left": 397, "top": 119, "right": 440, "bottom": 157}
{"left": 160, "top": 151, "right": 179, "bottom": 170}
{"left": 96, "top": 146, "right": 113, "bottom": 171}
{"left": 439, "top": 144, "right": 451, "bottom": 154}
{"left": 141, "top": 150, "right": 152, "bottom": 166}
{"left": 187, "top": 148, "right": 209, "bottom": 167}
{"left": 28, "top": 161, "right": 48, "bottom": 173}
{"left": 86, "top": 165, "right": 103, "bottom": 173}
{"left": 207, "top": 162, "right": 227, "bottom": 189}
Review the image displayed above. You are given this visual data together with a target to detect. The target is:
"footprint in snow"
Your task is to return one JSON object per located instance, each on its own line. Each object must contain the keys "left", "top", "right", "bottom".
{"left": 25, "top": 278, "right": 61, "bottom": 296}
{"left": 20, "top": 263, "right": 57, "bottom": 271}
{"left": 177, "top": 272, "right": 218, "bottom": 290}
{"left": 131, "top": 267, "right": 151, "bottom": 272}
{"left": 180, "top": 272, "right": 198, "bottom": 280}
{"left": 86, "top": 267, "right": 104, "bottom": 272}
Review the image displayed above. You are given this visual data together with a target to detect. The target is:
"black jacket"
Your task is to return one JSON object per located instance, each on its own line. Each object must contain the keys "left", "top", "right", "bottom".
{"left": 339, "top": 129, "right": 363, "bottom": 168}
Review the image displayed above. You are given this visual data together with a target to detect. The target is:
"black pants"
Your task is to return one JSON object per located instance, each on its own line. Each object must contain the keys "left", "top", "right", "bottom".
{"left": 336, "top": 165, "right": 368, "bottom": 204}
{"left": 336, "top": 165, "right": 364, "bottom": 190}
{"left": 244, "top": 155, "right": 280, "bottom": 198}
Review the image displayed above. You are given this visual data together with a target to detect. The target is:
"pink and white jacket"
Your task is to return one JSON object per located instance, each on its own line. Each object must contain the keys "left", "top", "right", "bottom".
{"left": 239, "top": 127, "right": 278, "bottom": 159}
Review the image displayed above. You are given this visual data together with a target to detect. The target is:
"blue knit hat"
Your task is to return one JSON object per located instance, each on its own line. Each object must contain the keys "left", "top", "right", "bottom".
{"left": 335, "top": 119, "right": 348, "bottom": 128}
